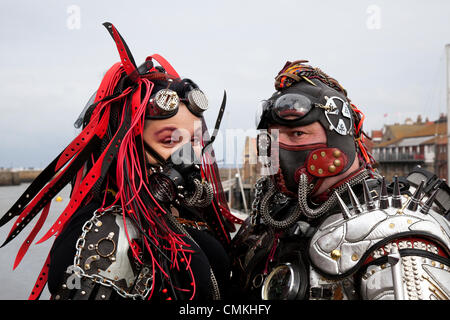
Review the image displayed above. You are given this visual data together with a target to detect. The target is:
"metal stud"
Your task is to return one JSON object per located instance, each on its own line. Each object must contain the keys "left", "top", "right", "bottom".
{"left": 346, "top": 183, "right": 363, "bottom": 214}
{"left": 362, "top": 179, "right": 376, "bottom": 211}
{"left": 379, "top": 176, "right": 389, "bottom": 209}
{"left": 391, "top": 176, "right": 402, "bottom": 209}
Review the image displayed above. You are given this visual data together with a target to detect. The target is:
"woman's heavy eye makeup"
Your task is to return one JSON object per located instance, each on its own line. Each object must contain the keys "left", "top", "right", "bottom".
{"left": 155, "top": 126, "right": 200, "bottom": 147}
{"left": 155, "top": 127, "right": 178, "bottom": 146}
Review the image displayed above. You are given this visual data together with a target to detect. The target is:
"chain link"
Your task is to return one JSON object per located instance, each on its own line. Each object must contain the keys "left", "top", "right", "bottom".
{"left": 70, "top": 205, "right": 152, "bottom": 300}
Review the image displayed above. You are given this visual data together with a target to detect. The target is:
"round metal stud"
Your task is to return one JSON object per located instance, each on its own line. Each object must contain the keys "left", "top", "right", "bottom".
{"left": 331, "top": 249, "right": 341, "bottom": 260}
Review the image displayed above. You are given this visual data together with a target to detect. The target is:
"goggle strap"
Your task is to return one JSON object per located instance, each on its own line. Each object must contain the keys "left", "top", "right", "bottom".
{"left": 147, "top": 54, "right": 180, "bottom": 79}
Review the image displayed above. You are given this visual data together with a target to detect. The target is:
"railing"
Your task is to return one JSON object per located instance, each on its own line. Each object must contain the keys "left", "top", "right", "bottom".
{"left": 373, "top": 153, "right": 425, "bottom": 162}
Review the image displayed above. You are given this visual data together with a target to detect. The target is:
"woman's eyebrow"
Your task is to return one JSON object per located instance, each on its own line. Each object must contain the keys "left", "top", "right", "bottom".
{"left": 154, "top": 126, "right": 177, "bottom": 136}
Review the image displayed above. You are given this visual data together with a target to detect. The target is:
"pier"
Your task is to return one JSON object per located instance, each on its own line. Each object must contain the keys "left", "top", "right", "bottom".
{"left": 0, "top": 169, "right": 41, "bottom": 186}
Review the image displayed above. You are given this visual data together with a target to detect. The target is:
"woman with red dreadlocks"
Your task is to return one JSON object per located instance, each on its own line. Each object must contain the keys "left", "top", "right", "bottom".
{"left": 0, "top": 23, "right": 240, "bottom": 300}
{"left": 231, "top": 60, "right": 450, "bottom": 300}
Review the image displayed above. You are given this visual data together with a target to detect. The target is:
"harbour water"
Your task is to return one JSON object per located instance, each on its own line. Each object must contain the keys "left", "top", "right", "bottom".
{"left": 0, "top": 183, "right": 71, "bottom": 300}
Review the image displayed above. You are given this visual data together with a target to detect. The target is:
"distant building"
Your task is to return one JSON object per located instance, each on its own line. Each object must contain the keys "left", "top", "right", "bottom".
{"left": 218, "top": 136, "right": 261, "bottom": 212}
{"left": 371, "top": 115, "right": 447, "bottom": 181}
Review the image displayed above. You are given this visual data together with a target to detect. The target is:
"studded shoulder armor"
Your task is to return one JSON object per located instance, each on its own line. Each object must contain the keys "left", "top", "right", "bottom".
{"left": 308, "top": 177, "right": 450, "bottom": 281}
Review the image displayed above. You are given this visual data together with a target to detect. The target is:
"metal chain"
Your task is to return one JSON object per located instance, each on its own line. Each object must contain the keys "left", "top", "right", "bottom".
{"left": 181, "top": 179, "right": 213, "bottom": 208}
{"left": 297, "top": 169, "right": 370, "bottom": 219}
{"left": 70, "top": 205, "right": 152, "bottom": 300}
{"left": 251, "top": 176, "right": 269, "bottom": 217}
{"left": 258, "top": 170, "right": 370, "bottom": 227}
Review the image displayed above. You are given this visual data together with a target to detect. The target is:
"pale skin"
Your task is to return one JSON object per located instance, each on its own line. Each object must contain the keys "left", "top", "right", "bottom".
{"left": 270, "top": 121, "right": 360, "bottom": 196}
{"left": 143, "top": 103, "right": 203, "bottom": 217}
{"left": 143, "top": 102, "right": 203, "bottom": 164}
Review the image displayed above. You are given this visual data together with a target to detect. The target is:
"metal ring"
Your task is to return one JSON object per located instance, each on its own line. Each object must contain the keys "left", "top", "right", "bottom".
{"left": 95, "top": 237, "right": 116, "bottom": 258}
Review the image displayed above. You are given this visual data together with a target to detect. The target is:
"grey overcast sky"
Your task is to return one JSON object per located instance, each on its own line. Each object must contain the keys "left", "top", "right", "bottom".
{"left": 1, "top": 0, "right": 449, "bottom": 168}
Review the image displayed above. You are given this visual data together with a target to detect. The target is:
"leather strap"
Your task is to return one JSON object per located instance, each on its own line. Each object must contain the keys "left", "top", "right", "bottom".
{"left": 37, "top": 88, "right": 135, "bottom": 244}
{"left": 28, "top": 253, "right": 51, "bottom": 300}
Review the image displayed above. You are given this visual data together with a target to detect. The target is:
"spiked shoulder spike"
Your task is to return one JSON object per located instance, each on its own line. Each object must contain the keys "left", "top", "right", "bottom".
{"left": 420, "top": 188, "right": 439, "bottom": 214}
{"left": 407, "top": 180, "right": 425, "bottom": 212}
{"left": 335, "top": 191, "right": 353, "bottom": 220}
{"left": 391, "top": 176, "right": 402, "bottom": 209}
{"left": 379, "top": 176, "right": 389, "bottom": 209}
{"left": 362, "top": 179, "right": 376, "bottom": 211}
{"left": 346, "top": 183, "right": 363, "bottom": 214}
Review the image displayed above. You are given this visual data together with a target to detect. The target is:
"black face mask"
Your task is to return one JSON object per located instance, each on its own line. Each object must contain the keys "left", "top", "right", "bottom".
{"left": 257, "top": 80, "right": 357, "bottom": 195}
{"left": 278, "top": 142, "right": 327, "bottom": 193}
{"left": 146, "top": 142, "right": 208, "bottom": 207}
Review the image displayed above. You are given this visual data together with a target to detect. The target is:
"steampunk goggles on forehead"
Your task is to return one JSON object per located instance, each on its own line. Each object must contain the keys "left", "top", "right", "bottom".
{"left": 145, "top": 87, "right": 208, "bottom": 119}
{"left": 257, "top": 93, "right": 318, "bottom": 129}
{"left": 256, "top": 91, "right": 352, "bottom": 132}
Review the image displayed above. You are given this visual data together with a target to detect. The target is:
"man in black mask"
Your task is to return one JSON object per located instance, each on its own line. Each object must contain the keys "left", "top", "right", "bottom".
{"left": 231, "top": 60, "right": 450, "bottom": 300}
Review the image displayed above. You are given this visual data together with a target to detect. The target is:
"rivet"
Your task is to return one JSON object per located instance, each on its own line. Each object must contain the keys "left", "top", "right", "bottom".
{"left": 333, "top": 159, "right": 342, "bottom": 167}
{"left": 320, "top": 151, "right": 326, "bottom": 157}
{"left": 328, "top": 165, "right": 336, "bottom": 173}
{"left": 331, "top": 249, "right": 341, "bottom": 260}
{"left": 310, "top": 165, "right": 316, "bottom": 171}
{"left": 312, "top": 154, "right": 318, "bottom": 160}
{"left": 351, "top": 253, "right": 359, "bottom": 261}
{"left": 318, "top": 168, "right": 323, "bottom": 174}
{"left": 101, "top": 295, "right": 106, "bottom": 299}
{"left": 389, "top": 223, "right": 395, "bottom": 229}
{"left": 407, "top": 219, "right": 412, "bottom": 224}
{"left": 333, "top": 150, "right": 342, "bottom": 158}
